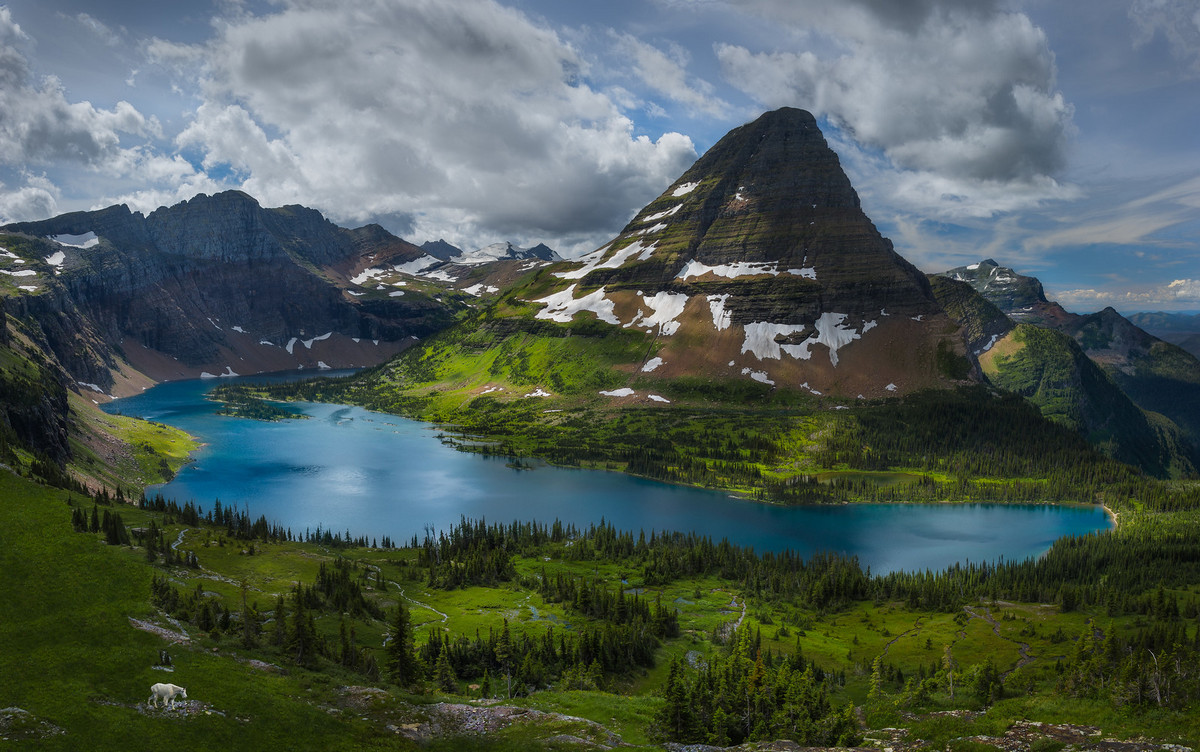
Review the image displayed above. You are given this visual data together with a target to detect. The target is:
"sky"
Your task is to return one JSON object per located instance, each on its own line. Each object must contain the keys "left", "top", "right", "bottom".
{"left": 0, "top": 0, "right": 1198, "bottom": 313}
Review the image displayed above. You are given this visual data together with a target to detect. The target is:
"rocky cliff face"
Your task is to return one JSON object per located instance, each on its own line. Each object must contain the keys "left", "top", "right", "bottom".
{"left": 1, "top": 192, "right": 460, "bottom": 394}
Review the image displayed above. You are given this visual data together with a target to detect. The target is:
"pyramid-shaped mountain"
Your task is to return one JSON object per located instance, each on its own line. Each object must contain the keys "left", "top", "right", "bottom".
{"left": 518, "top": 107, "right": 959, "bottom": 398}
{"left": 358, "top": 108, "right": 967, "bottom": 406}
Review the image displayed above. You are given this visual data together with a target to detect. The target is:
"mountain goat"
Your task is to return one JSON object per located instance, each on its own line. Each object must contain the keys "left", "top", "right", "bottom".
{"left": 148, "top": 682, "right": 187, "bottom": 708}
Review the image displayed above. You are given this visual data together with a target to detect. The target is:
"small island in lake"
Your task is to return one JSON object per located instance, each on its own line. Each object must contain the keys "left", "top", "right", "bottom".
{"left": 208, "top": 384, "right": 308, "bottom": 422}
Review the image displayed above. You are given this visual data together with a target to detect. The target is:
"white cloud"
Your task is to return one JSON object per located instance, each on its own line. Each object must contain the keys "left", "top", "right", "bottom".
{"left": 715, "top": 0, "right": 1075, "bottom": 217}
{"left": 1053, "top": 278, "right": 1200, "bottom": 311}
{"left": 62, "top": 12, "right": 121, "bottom": 46}
{"left": 0, "top": 9, "right": 159, "bottom": 171}
{"left": 1024, "top": 174, "right": 1200, "bottom": 252}
{"left": 126, "top": 0, "right": 698, "bottom": 252}
{"left": 0, "top": 174, "right": 59, "bottom": 223}
{"left": 610, "top": 32, "right": 730, "bottom": 117}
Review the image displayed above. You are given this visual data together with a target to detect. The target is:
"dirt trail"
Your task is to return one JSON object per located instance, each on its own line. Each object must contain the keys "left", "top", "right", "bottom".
{"left": 880, "top": 616, "right": 924, "bottom": 659}
{"left": 963, "top": 605, "right": 1034, "bottom": 679}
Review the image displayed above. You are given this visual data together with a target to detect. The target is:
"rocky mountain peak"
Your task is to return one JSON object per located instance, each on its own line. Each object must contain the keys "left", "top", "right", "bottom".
{"left": 421, "top": 239, "right": 464, "bottom": 261}
{"left": 936, "top": 259, "right": 1055, "bottom": 324}
{"left": 519, "top": 107, "right": 961, "bottom": 398}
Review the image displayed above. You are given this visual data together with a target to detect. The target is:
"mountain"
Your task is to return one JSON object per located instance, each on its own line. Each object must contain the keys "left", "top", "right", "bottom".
{"left": 420, "top": 239, "right": 464, "bottom": 260}
{"left": 1128, "top": 311, "right": 1200, "bottom": 359}
{"left": 350, "top": 239, "right": 561, "bottom": 302}
{"left": 936, "top": 258, "right": 1075, "bottom": 328}
{"left": 454, "top": 106, "right": 964, "bottom": 401}
{"left": 935, "top": 260, "right": 1200, "bottom": 475}
{"left": 451, "top": 241, "right": 561, "bottom": 265}
{"left": 0, "top": 191, "right": 462, "bottom": 395}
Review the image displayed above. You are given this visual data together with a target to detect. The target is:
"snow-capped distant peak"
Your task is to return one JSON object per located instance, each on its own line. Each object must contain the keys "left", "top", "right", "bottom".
{"left": 449, "top": 241, "right": 561, "bottom": 265}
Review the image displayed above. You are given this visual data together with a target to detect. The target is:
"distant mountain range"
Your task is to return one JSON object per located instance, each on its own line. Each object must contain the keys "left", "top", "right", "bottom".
{"left": 936, "top": 259, "right": 1200, "bottom": 475}
{"left": 1128, "top": 312, "right": 1200, "bottom": 359}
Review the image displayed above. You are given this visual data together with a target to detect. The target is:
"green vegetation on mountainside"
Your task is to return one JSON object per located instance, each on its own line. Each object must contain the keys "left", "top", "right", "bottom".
{"left": 251, "top": 344, "right": 1172, "bottom": 506}
{"left": 981, "top": 324, "right": 1196, "bottom": 478}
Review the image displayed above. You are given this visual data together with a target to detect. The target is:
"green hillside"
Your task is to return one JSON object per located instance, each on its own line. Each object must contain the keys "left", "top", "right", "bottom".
{"left": 980, "top": 324, "right": 1196, "bottom": 478}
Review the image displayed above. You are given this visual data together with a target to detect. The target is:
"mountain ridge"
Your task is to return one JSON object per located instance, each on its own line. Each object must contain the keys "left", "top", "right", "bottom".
{"left": 0, "top": 191, "right": 463, "bottom": 394}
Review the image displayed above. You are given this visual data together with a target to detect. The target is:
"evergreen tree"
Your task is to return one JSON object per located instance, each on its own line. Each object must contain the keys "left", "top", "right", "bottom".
{"left": 386, "top": 602, "right": 419, "bottom": 686}
{"left": 495, "top": 619, "right": 513, "bottom": 698}
{"left": 434, "top": 650, "right": 458, "bottom": 693}
{"left": 270, "top": 594, "right": 288, "bottom": 647}
{"left": 288, "top": 594, "right": 318, "bottom": 665}
{"left": 241, "top": 585, "right": 260, "bottom": 649}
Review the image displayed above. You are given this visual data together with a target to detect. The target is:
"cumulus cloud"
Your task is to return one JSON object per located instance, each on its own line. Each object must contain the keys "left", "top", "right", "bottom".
{"left": 1053, "top": 278, "right": 1200, "bottom": 311}
{"left": 0, "top": 8, "right": 159, "bottom": 171}
{"left": 138, "top": 0, "right": 697, "bottom": 252}
{"left": 0, "top": 174, "right": 59, "bottom": 224}
{"left": 715, "top": 0, "right": 1075, "bottom": 217}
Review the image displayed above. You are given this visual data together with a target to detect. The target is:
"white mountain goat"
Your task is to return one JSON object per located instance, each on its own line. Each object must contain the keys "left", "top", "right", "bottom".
{"left": 148, "top": 682, "right": 187, "bottom": 708}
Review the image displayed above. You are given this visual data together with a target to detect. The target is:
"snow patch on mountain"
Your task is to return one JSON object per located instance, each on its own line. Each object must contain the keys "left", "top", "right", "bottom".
{"left": 642, "top": 357, "right": 664, "bottom": 372}
{"left": 677, "top": 260, "right": 778, "bottom": 281}
{"left": 599, "top": 387, "right": 636, "bottom": 397}
{"left": 672, "top": 182, "right": 699, "bottom": 196}
{"left": 643, "top": 204, "right": 682, "bottom": 223}
{"left": 393, "top": 255, "right": 441, "bottom": 276}
{"left": 463, "top": 283, "right": 500, "bottom": 296}
{"left": 741, "top": 367, "right": 775, "bottom": 385}
{"left": 302, "top": 332, "right": 332, "bottom": 349}
{"left": 742, "top": 322, "right": 807, "bottom": 360}
{"left": 532, "top": 285, "right": 619, "bottom": 325}
{"left": 707, "top": 294, "right": 732, "bottom": 331}
{"left": 554, "top": 240, "right": 656, "bottom": 280}
{"left": 48, "top": 232, "right": 98, "bottom": 249}
{"left": 629, "top": 291, "right": 688, "bottom": 335}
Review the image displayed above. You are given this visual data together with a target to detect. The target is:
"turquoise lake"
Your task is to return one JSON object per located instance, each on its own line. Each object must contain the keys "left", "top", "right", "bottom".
{"left": 105, "top": 375, "right": 1113, "bottom": 574}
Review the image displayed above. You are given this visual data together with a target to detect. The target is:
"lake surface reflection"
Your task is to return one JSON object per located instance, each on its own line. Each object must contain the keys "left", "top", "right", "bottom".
{"left": 106, "top": 375, "right": 1112, "bottom": 574}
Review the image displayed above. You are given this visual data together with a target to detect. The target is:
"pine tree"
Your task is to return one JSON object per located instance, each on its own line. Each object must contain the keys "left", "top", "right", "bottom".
{"left": 270, "top": 594, "right": 288, "bottom": 647}
{"left": 386, "top": 602, "right": 419, "bottom": 686}
{"left": 241, "top": 585, "right": 260, "bottom": 649}
{"left": 288, "top": 594, "right": 318, "bottom": 665}
{"left": 495, "top": 619, "right": 513, "bottom": 698}
{"left": 434, "top": 650, "right": 458, "bottom": 693}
